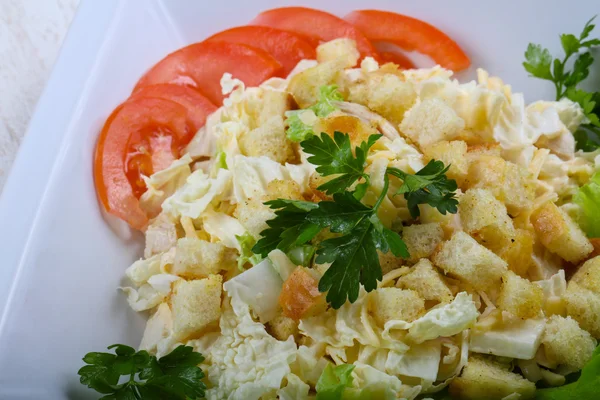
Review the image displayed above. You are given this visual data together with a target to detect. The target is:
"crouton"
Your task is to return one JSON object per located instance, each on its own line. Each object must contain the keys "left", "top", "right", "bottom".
{"left": 497, "top": 271, "right": 543, "bottom": 319}
{"left": 378, "top": 251, "right": 403, "bottom": 274}
{"left": 267, "top": 312, "right": 299, "bottom": 341}
{"left": 247, "top": 88, "right": 295, "bottom": 129}
{"left": 423, "top": 140, "right": 469, "bottom": 186}
{"left": 402, "top": 223, "right": 445, "bottom": 263}
{"left": 313, "top": 114, "right": 379, "bottom": 148}
{"left": 369, "top": 288, "right": 425, "bottom": 326}
{"left": 570, "top": 255, "right": 600, "bottom": 295}
{"left": 496, "top": 229, "right": 534, "bottom": 277}
{"left": 459, "top": 188, "right": 515, "bottom": 252}
{"left": 171, "top": 275, "right": 222, "bottom": 340}
{"left": 419, "top": 204, "right": 460, "bottom": 236}
{"left": 239, "top": 116, "right": 295, "bottom": 164}
{"left": 264, "top": 179, "right": 303, "bottom": 201}
{"left": 316, "top": 38, "right": 360, "bottom": 68}
{"left": 396, "top": 259, "right": 453, "bottom": 304}
{"left": 172, "top": 237, "right": 235, "bottom": 278}
{"left": 531, "top": 202, "right": 593, "bottom": 263}
{"left": 467, "top": 143, "right": 502, "bottom": 159}
{"left": 449, "top": 356, "right": 536, "bottom": 400}
{"left": 234, "top": 199, "right": 276, "bottom": 239}
{"left": 400, "top": 98, "right": 465, "bottom": 149}
{"left": 348, "top": 73, "right": 416, "bottom": 125}
{"left": 565, "top": 281, "right": 600, "bottom": 338}
{"left": 288, "top": 61, "right": 344, "bottom": 108}
{"left": 432, "top": 231, "right": 508, "bottom": 291}
{"left": 542, "top": 315, "right": 597, "bottom": 370}
{"left": 279, "top": 267, "right": 327, "bottom": 321}
{"left": 466, "top": 156, "right": 535, "bottom": 215}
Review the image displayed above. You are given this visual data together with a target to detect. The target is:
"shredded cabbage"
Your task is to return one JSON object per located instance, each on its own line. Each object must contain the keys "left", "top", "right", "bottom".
{"left": 574, "top": 171, "right": 600, "bottom": 237}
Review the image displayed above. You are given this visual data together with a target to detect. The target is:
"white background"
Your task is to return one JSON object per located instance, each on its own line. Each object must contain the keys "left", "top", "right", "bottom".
{"left": 0, "top": 0, "right": 79, "bottom": 192}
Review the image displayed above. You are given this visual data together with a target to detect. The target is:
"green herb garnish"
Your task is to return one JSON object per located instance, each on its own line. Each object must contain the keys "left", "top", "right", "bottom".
{"left": 523, "top": 16, "right": 600, "bottom": 150}
{"left": 78, "top": 344, "right": 206, "bottom": 399}
{"left": 253, "top": 132, "right": 457, "bottom": 308}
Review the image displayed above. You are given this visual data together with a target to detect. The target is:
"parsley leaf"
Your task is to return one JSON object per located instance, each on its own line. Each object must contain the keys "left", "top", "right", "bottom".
{"left": 387, "top": 160, "right": 459, "bottom": 218}
{"left": 313, "top": 178, "right": 408, "bottom": 308}
{"left": 78, "top": 344, "right": 206, "bottom": 399}
{"left": 254, "top": 133, "right": 456, "bottom": 309}
{"left": 251, "top": 199, "right": 321, "bottom": 257}
{"left": 523, "top": 16, "right": 600, "bottom": 151}
{"left": 285, "top": 85, "right": 344, "bottom": 142}
{"left": 302, "top": 131, "right": 382, "bottom": 195}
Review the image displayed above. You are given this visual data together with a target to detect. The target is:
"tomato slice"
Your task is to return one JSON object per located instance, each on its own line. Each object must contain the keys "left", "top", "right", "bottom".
{"left": 134, "top": 41, "right": 281, "bottom": 105}
{"left": 378, "top": 51, "right": 416, "bottom": 69}
{"left": 344, "top": 10, "right": 470, "bottom": 71}
{"left": 94, "top": 97, "right": 192, "bottom": 230}
{"left": 129, "top": 84, "right": 217, "bottom": 133}
{"left": 205, "top": 26, "right": 316, "bottom": 77}
{"left": 250, "top": 7, "right": 378, "bottom": 59}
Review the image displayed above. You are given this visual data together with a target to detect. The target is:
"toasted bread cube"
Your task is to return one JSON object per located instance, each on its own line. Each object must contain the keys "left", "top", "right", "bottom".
{"left": 172, "top": 238, "right": 235, "bottom": 278}
{"left": 378, "top": 251, "right": 404, "bottom": 274}
{"left": 267, "top": 312, "right": 299, "bottom": 341}
{"left": 571, "top": 256, "right": 600, "bottom": 295}
{"left": 531, "top": 202, "right": 593, "bottom": 263}
{"left": 419, "top": 204, "right": 460, "bottom": 236}
{"left": 370, "top": 288, "right": 425, "bottom": 326}
{"left": 496, "top": 229, "right": 534, "bottom": 277}
{"left": 171, "top": 275, "right": 222, "bottom": 340}
{"left": 316, "top": 38, "right": 360, "bottom": 68}
{"left": 402, "top": 223, "right": 445, "bottom": 263}
{"left": 234, "top": 199, "right": 276, "bottom": 239}
{"left": 279, "top": 267, "right": 327, "bottom": 321}
{"left": 466, "top": 156, "right": 535, "bottom": 215}
{"left": 467, "top": 143, "right": 502, "bottom": 158}
{"left": 542, "top": 315, "right": 597, "bottom": 370}
{"left": 396, "top": 259, "right": 453, "bottom": 304}
{"left": 497, "top": 271, "right": 543, "bottom": 319}
{"left": 263, "top": 179, "right": 303, "bottom": 202}
{"left": 348, "top": 73, "right": 416, "bottom": 125}
{"left": 459, "top": 188, "right": 515, "bottom": 251}
{"left": 449, "top": 356, "right": 536, "bottom": 400}
{"left": 400, "top": 98, "right": 465, "bottom": 148}
{"left": 423, "top": 140, "right": 469, "bottom": 186}
{"left": 313, "top": 114, "right": 379, "bottom": 148}
{"left": 288, "top": 61, "right": 344, "bottom": 108}
{"left": 248, "top": 89, "right": 295, "bottom": 129}
{"left": 565, "top": 281, "right": 600, "bottom": 338}
{"left": 432, "top": 231, "right": 508, "bottom": 291}
{"left": 239, "top": 116, "right": 295, "bottom": 164}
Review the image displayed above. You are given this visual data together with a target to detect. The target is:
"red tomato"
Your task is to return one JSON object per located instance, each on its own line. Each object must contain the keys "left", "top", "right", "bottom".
{"left": 94, "top": 97, "right": 192, "bottom": 230}
{"left": 134, "top": 41, "right": 281, "bottom": 105}
{"left": 129, "top": 84, "right": 217, "bottom": 133}
{"left": 378, "top": 51, "right": 416, "bottom": 69}
{"left": 345, "top": 10, "right": 470, "bottom": 71}
{"left": 250, "top": 7, "right": 378, "bottom": 59}
{"left": 205, "top": 26, "right": 316, "bottom": 77}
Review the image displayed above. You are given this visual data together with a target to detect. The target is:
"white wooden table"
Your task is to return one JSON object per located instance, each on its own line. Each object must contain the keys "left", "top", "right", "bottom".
{"left": 0, "top": 0, "right": 79, "bottom": 193}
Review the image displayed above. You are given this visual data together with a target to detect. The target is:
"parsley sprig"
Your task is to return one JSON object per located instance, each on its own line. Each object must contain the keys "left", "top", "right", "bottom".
{"left": 387, "top": 160, "right": 459, "bottom": 218}
{"left": 523, "top": 16, "right": 600, "bottom": 150}
{"left": 78, "top": 344, "right": 206, "bottom": 399}
{"left": 253, "top": 132, "right": 457, "bottom": 308}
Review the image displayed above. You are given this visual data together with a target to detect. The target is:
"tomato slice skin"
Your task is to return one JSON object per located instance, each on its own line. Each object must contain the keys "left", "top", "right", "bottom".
{"left": 345, "top": 10, "right": 470, "bottom": 71}
{"left": 378, "top": 50, "right": 416, "bottom": 69}
{"left": 94, "top": 97, "right": 191, "bottom": 230}
{"left": 205, "top": 26, "right": 316, "bottom": 77}
{"left": 134, "top": 41, "right": 281, "bottom": 105}
{"left": 250, "top": 7, "right": 378, "bottom": 59}
{"left": 129, "top": 84, "right": 217, "bottom": 135}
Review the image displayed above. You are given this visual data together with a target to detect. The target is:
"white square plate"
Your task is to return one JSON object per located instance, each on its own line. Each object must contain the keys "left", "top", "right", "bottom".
{"left": 0, "top": 0, "right": 598, "bottom": 398}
